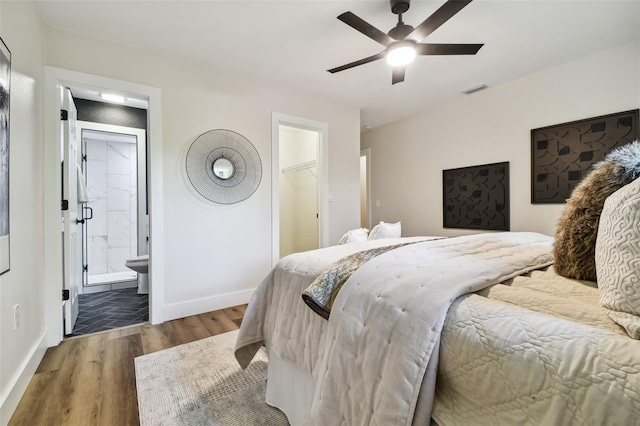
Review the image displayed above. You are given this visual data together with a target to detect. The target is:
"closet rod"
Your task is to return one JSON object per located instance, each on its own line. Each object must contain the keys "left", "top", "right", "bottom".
{"left": 281, "top": 160, "right": 316, "bottom": 173}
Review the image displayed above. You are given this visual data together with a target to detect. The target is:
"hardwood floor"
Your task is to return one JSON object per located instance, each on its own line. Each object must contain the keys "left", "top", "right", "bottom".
{"left": 8, "top": 305, "right": 247, "bottom": 426}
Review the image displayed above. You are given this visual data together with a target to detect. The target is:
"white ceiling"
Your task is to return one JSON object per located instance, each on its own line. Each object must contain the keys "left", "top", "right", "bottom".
{"left": 37, "top": 1, "right": 640, "bottom": 130}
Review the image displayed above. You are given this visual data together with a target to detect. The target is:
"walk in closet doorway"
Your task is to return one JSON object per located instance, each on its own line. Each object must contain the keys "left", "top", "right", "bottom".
{"left": 271, "top": 113, "right": 329, "bottom": 265}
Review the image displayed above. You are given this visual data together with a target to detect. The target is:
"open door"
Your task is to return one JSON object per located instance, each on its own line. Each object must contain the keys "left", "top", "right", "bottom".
{"left": 61, "top": 87, "right": 81, "bottom": 335}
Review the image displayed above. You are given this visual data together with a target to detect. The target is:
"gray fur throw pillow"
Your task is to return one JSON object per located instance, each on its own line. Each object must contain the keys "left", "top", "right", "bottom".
{"left": 554, "top": 140, "right": 640, "bottom": 281}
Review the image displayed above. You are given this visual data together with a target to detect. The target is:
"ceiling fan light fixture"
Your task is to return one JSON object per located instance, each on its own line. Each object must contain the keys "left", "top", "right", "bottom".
{"left": 386, "top": 42, "right": 416, "bottom": 67}
{"left": 329, "top": 0, "right": 483, "bottom": 84}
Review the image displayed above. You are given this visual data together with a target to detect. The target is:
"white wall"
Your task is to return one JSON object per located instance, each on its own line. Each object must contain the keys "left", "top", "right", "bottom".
{"left": 362, "top": 42, "right": 640, "bottom": 238}
{"left": 0, "top": 2, "right": 47, "bottom": 424}
{"left": 43, "top": 26, "right": 361, "bottom": 321}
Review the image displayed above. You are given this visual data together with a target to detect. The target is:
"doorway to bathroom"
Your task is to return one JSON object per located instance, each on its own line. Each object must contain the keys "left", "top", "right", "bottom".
{"left": 44, "top": 67, "right": 164, "bottom": 346}
{"left": 70, "top": 117, "right": 149, "bottom": 336}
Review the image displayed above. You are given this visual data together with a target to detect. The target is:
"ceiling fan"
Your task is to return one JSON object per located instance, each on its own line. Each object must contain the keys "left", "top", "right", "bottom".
{"left": 327, "top": 0, "right": 484, "bottom": 85}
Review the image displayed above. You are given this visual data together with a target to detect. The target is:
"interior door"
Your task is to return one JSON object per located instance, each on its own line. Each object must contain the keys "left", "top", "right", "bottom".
{"left": 62, "top": 87, "right": 81, "bottom": 335}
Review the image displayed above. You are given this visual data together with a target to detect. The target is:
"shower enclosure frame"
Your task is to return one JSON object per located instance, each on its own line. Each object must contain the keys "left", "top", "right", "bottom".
{"left": 77, "top": 121, "right": 148, "bottom": 292}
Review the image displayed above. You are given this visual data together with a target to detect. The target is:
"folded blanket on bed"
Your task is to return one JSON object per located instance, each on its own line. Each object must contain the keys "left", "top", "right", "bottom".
{"left": 302, "top": 241, "right": 425, "bottom": 319}
{"left": 234, "top": 236, "right": 437, "bottom": 372}
{"left": 311, "top": 232, "right": 554, "bottom": 426}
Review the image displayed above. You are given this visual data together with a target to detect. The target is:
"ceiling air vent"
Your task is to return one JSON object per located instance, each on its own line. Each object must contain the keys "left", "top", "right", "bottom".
{"left": 461, "top": 84, "right": 488, "bottom": 95}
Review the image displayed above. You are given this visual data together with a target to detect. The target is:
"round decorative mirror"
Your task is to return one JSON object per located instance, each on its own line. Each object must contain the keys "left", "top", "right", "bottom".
{"left": 212, "top": 157, "right": 235, "bottom": 180}
{"left": 186, "top": 129, "right": 262, "bottom": 204}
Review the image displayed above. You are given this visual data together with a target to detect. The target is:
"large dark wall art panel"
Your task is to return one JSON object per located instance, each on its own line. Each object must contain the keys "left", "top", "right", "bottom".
{"left": 443, "top": 162, "right": 510, "bottom": 231}
{"left": 531, "top": 109, "right": 639, "bottom": 204}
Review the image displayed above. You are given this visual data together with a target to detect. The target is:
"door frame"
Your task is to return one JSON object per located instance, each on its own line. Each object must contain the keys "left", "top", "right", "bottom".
{"left": 360, "top": 148, "right": 372, "bottom": 230}
{"left": 44, "top": 67, "right": 164, "bottom": 347}
{"left": 271, "top": 113, "right": 329, "bottom": 266}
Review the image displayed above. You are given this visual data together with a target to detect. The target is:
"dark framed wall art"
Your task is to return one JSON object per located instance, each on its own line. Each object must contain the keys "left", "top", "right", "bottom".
{"left": 0, "top": 37, "right": 10, "bottom": 275}
{"left": 443, "top": 161, "right": 510, "bottom": 231}
{"left": 531, "top": 109, "right": 640, "bottom": 204}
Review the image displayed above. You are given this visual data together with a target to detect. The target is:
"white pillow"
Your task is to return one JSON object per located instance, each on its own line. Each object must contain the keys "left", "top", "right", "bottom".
{"left": 595, "top": 177, "right": 640, "bottom": 339}
{"left": 337, "top": 228, "right": 369, "bottom": 245}
{"left": 368, "top": 221, "right": 401, "bottom": 240}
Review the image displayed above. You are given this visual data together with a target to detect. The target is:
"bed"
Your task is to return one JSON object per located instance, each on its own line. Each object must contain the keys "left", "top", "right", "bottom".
{"left": 235, "top": 140, "right": 640, "bottom": 425}
{"left": 234, "top": 229, "right": 640, "bottom": 425}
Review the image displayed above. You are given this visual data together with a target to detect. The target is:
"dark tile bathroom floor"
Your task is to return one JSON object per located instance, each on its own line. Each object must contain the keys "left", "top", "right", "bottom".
{"left": 69, "top": 287, "right": 149, "bottom": 337}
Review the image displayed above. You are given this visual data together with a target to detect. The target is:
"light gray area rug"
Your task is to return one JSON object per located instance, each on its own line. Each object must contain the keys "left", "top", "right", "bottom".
{"left": 135, "top": 330, "right": 289, "bottom": 425}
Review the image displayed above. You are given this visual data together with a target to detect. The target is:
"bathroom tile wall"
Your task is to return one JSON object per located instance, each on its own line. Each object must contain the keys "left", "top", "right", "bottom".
{"left": 86, "top": 139, "right": 138, "bottom": 280}
{"left": 86, "top": 140, "right": 108, "bottom": 274}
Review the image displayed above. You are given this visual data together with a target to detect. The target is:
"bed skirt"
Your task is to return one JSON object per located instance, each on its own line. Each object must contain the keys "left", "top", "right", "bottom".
{"left": 266, "top": 346, "right": 315, "bottom": 426}
{"left": 265, "top": 346, "right": 437, "bottom": 426}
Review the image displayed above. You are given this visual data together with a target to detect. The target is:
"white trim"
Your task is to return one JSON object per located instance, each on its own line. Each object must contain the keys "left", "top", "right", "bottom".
{"left": 271, "top": 112, "right": 329, "bottom": 266}
{"left": 360, "top": 148, "right": 372, "bottom": 230}
{"left": 0, "top": 330, "right": 47, "bottom": 425}
{"left": 44, "top": 67, "right": 164, "bottom": 348}
{"left": 162, "top": 288, "right": 256, "bottom": 321}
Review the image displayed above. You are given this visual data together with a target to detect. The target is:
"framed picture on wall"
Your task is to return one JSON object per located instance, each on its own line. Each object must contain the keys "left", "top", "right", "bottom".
{"left": 531, "top": 109, "right": 640, "bottom": 203}
{"left": 0, "top": 37, "right": 10, "bottom": 275}
{"left": 443, "top": 161, "right": 510, "bottom": 231}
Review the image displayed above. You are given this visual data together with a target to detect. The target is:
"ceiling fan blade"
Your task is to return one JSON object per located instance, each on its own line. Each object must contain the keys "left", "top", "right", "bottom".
{"left": 408, "top": 0, "right": 474, "bottom": 42}
{"left": 416, "top": 43, "right": 483, "bottom": 55}
{"left": 392, "top": 67, "right": 406, "bottom": 85}
{"left": 327, "top": 52, "right": 386, "bottom": 74}
{"left": 338, "top": 12, "right": 394, "bottom": 47}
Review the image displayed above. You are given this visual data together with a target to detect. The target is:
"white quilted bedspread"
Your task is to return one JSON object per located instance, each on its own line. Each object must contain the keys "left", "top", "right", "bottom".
{"left": 434, "top": 269, "right": 640, "bottom": 425}
{"left": 236, "top": 232, "right": 555, "bottom": 425}
{"left": 235, "top": 236, "right": 434, "bottom": 374}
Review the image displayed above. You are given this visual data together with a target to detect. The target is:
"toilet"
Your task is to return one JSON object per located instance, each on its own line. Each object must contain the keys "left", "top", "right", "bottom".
{"left": 125, "top": 255, "right": 149, "bottom": 294}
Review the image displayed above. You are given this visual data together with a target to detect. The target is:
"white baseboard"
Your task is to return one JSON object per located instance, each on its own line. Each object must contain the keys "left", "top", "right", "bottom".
{"left": 163, "top": 288, "right": 256, "bottom": 322}
{"left": 0, "top": 329, "right": 47, "bottom": 425}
